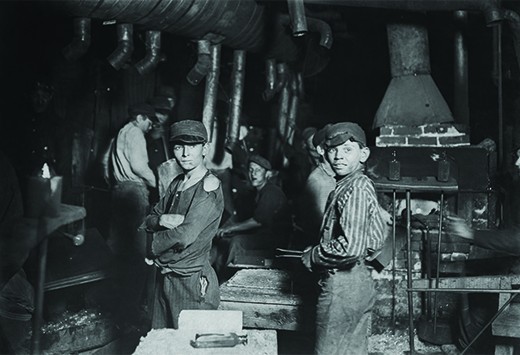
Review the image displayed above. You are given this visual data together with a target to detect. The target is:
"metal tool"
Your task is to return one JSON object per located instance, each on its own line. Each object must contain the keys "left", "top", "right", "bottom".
{"left": 275, "top": 248, "right": 303, "bottom": 258}
{"left": 190, "top": 333, "right": 247, "bottom": 348}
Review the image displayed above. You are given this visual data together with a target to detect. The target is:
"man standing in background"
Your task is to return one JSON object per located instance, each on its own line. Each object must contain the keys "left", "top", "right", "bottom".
{"left": 108, "top": 103, "right": 158, "bottom": 323}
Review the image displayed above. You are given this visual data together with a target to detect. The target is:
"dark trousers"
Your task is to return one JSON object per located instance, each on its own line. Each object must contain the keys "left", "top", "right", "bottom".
{"left": 152, "top": 261, "right": 220, "bottom": 329}
{"left": 109, "top": 182, "right": 150, "bottom": 318}
{"left": 315, "top": 262, "right": 375, "bottom": 355}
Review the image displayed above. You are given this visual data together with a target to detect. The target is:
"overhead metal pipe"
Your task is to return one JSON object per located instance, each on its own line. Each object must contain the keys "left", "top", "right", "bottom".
{"left": 107, "top": 23, "right": 134, "bottom": 70}
{"left": 62, "top": 17, "right": 91, "bottom": 61}
{"left": 55, "top": 0, "right": 266, "bottom": 52}
{"left": 306, "top": 17, "right": 333, "bottom": 49}
{"left": 301, "top": 0, "right": 503, "bottom": 26}
{"left": 135, "top": 30, "right": 161, "bottom": 75}
{"left": 453, "top": 11, "right": 469, "bottom": 124}
{"left": 187, "top": 39, "right": 212, "bottom": 85}
{"left": 277, "top": 76, "right": 291, "bottom": 143}
{"left": 202, "top": 44, "right": 221, "bottom": 141}
{"left": 287, "top": 0, "right": 308, "bottom": 37}
{"left": 226, "top": 50, "right": 246, "bottom": 150}
{"left": 287, "top": 73, "right": 300, "bottom": 145}
{"left": 263, "top": 62, "right": 289, "bottom": 101}
{"left": 263, "top": 58, "right": 277, "bottom": 101}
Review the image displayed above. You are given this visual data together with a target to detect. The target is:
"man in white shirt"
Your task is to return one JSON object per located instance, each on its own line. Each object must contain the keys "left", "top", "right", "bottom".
{"left": 108, "top": 103, "right": 158, "bottom": 324}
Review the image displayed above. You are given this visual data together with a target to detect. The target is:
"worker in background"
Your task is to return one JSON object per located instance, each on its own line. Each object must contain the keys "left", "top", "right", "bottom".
{"left": 295, "top": 124, "right": 335, "bottom": 248}
{"left": 108, "top": 103, "right": 158, "bottom": 325}
{"left": 446, "top": 157, "right": 520, "bottom": 355}
{"left": 214, "top": 155, "right": 291, "bottom": 277}
{"left": 301, "top": 122, "right": 387, "bottom": 355}
{"left": 143, "top": 120, "right": 223, "bottom": 329}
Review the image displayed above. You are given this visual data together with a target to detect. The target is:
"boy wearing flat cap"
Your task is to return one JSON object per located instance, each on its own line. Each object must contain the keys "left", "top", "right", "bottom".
{"left": 301, "top": 122, "right": 387, "bottom": 355}
{"left": 214, "top": 154, "right": 291, "bottom": 275}
{"left": 144, "top": 120, "right": 224, "bottom": 329}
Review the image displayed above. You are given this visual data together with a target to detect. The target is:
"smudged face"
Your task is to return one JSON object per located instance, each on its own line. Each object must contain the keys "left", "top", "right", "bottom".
{"left": 326, "top": 139, "right": 369, "bottom": 177}
{"left": 249, "top": 162, "right": 268, "bottom": 189}
{"left": 173, "top": 143, "right": 207, "bottom": 172}
{"left": 136, "top": 115, "right": 153, "bottom": 133}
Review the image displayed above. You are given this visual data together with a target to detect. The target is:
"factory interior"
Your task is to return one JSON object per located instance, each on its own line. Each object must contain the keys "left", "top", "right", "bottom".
{"left": 1, "top": 0, "right": 520, "bottom": 354}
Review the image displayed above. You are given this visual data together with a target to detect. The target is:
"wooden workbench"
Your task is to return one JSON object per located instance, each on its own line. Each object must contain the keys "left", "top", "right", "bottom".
{"left": 219, "top": 269, "right": 312, "bottom": 331}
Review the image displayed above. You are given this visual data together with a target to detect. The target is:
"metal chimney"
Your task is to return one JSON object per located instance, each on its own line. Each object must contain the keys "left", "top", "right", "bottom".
{"left": 373, "top": 22, "right": 454, "bottom": 128}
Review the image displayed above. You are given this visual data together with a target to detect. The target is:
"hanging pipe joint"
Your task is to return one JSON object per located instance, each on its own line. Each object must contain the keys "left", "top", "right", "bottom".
{"left": 187, "top": 40, "right": 212, "bottom": 86}
{"left": 135, "top": 30, "right": 162, "bottom": 75}
{"left": 287, "top": 0, "right": 308, "bottom": 37}
{"left": 62, "top": 17, "right": 91, "bottom": 61}
{"left": 306, "top": 17, "right": 333, "bottom": 49}
{"left": 107, "top": 23, "right": 134, "bottom": 70}
{"left": 263, "top": 62, "right": 289, "bottom": 101}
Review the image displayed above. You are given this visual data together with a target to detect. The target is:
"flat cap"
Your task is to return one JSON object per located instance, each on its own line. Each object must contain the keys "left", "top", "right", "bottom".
{"left": 325, "top": 122, "right": 366, "bottom": 148}
{"left": 312, "top": 124, "right": 332, "bottom": 148}
{"left": 302, "top": 127, "right": 317, "bottom": 141}
{"left": 170, "top": 120, "right": 208, "bottom": 144}
{"left": 249, "top": 154, "right": 272, "bottom": 171}
{"left": 128, "top": 103, "right": 158, "bottom": 122}
{"left": 150, "top": 96, "right": 173, "bottom": 114}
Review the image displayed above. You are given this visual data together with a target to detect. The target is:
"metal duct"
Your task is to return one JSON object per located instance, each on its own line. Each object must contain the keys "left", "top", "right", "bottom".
{"left": 287, "top": 0, "right": 308, "bottom": 37}
{"left": 503, "top": 9, "right": 520, "bottom": 71}
{"left": 287, "top": 73, "right": 300, "bottom": 145}
{"left": 296, "top": 71, "right": 305, "bottom": 97}
{"left": 202, "top": 44, "right": 221, "bottom": 141}
{"left": 453, "top": 11, "right": 469, "bottom": 124}
{"left": 307, "top": 17, "right": 333, "bottom": 49}
{"left": 56, "top": 0, "right": 265, "bottom": 52}
{"left": 277, "top": 74, "right": 291, "bottom": 143}
{"left": 187, "top": 39, "right": 212, "bottom": 85}
{"left": 263, "top": 62, "right": 289, "bottom": 101}
{"left": 226, "top": 50, "right": 246, "bottom": 149}
{"left": 301, "top": 0, "right": 503, "bottom": 26}
{"left": 107, "top": 23, "right": 134, "bottom": 70}
{"left": 373, "top": 22, "right": 454, "bottom": 128}
{"left": 264, "top": 58, "right": 277, "bottom": 98}
{"left": 135, "top": 30, "right": 161, "bottom": 75}
{"left": 62, "top": 17, "right": 91, "bottom": 61}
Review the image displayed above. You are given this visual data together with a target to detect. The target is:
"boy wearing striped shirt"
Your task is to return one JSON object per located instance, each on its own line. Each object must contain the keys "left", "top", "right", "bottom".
{"left": 301, "top": 122, "right": 387, "bottom": 355}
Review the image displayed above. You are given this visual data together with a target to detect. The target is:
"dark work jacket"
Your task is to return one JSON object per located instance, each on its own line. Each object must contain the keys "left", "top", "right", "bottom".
{"left": 145, "top": 172, "right": 224, "bottom": 276}
{"left": 254, "top": 181, "right": 291, "bottom": 239}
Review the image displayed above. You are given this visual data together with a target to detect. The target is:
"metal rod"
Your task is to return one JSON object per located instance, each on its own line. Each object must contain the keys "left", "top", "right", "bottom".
{"left": 433, "top": 193, "right": 444, "bottom": 332}
{"left": 391, "top": 189, "right": 397, "bottom": 331}
{"left": 425, "top": 226, "right": 432, "bottom": 320}
{"left": 202, "top": 44, "right": 221, "bottom": 141}
{"left": 227, "top": 50, "right": 246, "bottom": 147}
{"left": 31, "top": 237, "right": 48, "bottom": 355}
{"left": 497, "top": 24, "right": 504, "bottom": 168}
{"left": 406, "top": 190, "right": 415, "bottom": 354}
{"left": 461, "top": 294, "right": 519, "bottom": 355}
{"left": 410, "top": 287, "right": 520, "bottom": 294}
{"left": 453, "top": 10, "right": 469, "bottom": 124}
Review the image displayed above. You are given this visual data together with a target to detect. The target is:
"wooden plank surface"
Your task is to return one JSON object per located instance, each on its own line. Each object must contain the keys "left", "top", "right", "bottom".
{"left": 223, "top": 269, "right": 294, "bottom": 291}
{"left": 220, "top": 285, "right": 302, "bottom": 305}
{"left": 133, "top": 329, "right": 277, "bottom": 355}
{"left": 219, "top": 301, "right": 303, "bottom": 331}
{"left": 413, "top": 275, "right": 520, "bottom": 290}
{"left": 493, "top": 303, "right": 520, "bottom": 338}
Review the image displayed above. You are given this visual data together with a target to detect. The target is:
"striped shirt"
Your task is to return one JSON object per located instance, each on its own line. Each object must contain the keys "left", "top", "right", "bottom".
{"left": 310, "top": 167, "right": 387, "bottom": 269}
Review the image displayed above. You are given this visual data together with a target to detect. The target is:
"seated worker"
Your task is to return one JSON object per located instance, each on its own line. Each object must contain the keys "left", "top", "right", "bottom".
{"left": 214, "top": 155, "right": 291, "bottom": 272}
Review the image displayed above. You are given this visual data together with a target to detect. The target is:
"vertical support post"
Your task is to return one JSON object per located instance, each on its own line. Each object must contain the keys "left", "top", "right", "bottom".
{"left": 391, "top": 189, "right": 397, "bottom": 331}
{"left": 406, "top": 190, "right": 415, "bottom": 354}
{"left": 227, "top": 50, "right": 246, "bottom": 149}
{"left": 433, "top": 193, "right": 445, "bottom": 332}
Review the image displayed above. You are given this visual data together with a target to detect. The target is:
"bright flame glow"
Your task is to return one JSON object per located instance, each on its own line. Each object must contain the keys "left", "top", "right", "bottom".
{"left": 41, "top": 163, "right": 51, "bottom": 178}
